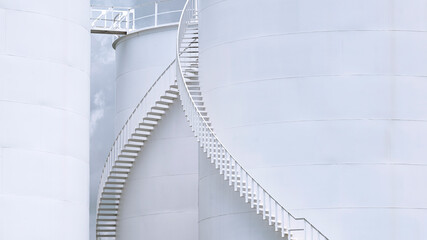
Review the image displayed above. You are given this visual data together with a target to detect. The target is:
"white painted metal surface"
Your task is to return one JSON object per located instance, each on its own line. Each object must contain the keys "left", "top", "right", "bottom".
{"left": 176, "top": 1, "right": 328, "bottom": 239}
{"left": 0, "top": 0, "right": 90, "bottom": 239}
{"left": 117, "top": 100, "right": 198, "bottom": 240}
{"left": 198, "top": 0, "right": 427, "bottom": 239}
{"left": 114, "top": 24, "right": 178, "bottom": 135}
{"left": 96, "top": 61, "right": 178, "bottom": 239}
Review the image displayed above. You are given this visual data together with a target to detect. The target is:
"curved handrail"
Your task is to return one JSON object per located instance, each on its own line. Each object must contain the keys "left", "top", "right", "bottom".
{"left": 176, "top": 1, "right": 329, "bottom": 239}
{"left": 96, "top": 59, "right": 176, "bottom": 218}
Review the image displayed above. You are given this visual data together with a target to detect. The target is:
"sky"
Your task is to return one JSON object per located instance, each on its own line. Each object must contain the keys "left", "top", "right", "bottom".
{"left": 89, "top": 1, "right": 136, "bottom": 239}
{"left": 89, "top": 33, "right": 116, "bottom": 240}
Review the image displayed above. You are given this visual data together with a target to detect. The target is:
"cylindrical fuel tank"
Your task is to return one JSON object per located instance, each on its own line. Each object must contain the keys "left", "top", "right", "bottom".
{"left": 113, "top": 24, "right": 178, "bottom": 134}
{"left": 0, "top": 0, "right": 90, "bottom": 240}
{"left": 113, "top": 0, "right": 185, "bottom": 134}
{"left": 113, "top": 1, "right": 197, "bottom": 237}
{"left": 116, "top": 101, "right": 199, "bottom": 240}
{"left": 198, "top": 0, "right": 427, "bottom": 239}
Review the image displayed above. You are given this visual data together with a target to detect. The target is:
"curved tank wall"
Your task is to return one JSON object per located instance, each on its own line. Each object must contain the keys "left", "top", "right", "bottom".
{"left": 198, "top": 148, "right": 284, "bottom": 240}
{"left": 117, "top": 101, "right": 198, "bottom": 240}
{"left": 198, "top": 0, "right": 427, "bottom": 239}
{"left": 113, "top": 24, "right": 178, "bottom": 134}
{"left": 0, "top": 0, "right": 90, "bottom": 240}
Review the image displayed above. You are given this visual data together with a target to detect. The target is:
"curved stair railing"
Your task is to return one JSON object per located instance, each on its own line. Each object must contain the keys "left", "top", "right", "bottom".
{"left": 96, "top": 60, "right": 178, "bottom": 239}
{"left": 176, "top": 1, "right": 329, "bottom": 240}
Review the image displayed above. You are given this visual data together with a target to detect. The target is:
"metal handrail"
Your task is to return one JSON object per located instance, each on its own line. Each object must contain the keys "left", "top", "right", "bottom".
{"left": 95, "top": 60, "right": 176, "bottom": 219}
{"left": 176, "top": 1, "right": 329, "bottom": 239}
{"left": 91, "top": 0, "right": 187, "bottom": 34}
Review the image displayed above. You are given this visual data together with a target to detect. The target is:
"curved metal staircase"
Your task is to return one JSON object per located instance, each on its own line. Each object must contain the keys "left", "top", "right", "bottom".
{"left": 96, "top": 1, "right": 329, "bottom": 239}
{"left": 95, "top": 61, "right": 178, "bottom": 239}
{"left": 176, "top": 1, "right": 329, "bottom": 240}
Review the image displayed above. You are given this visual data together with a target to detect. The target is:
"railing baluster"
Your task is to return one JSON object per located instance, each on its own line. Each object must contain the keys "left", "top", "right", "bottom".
{"left": 275, "top": 202, "right": 278, "bottom": 231}
{"left": 256, "top": 183, "right": 260, "bottom": 214}
{"left": 244, "top": 171, "right": 249, "bottom": 203}
{"left": 268, "top": 195, "right": 272, "bottom": 225}
{"left": 227, "top": 153, "right": 232, "bottom": 185}
{"left": 233, "top": 159, "right": 238, "bottom": 191}
{"left": 239, "top": 166, "right": 243, "bottom": 197}
{"left": 251, "top": 177, "right": 255, "bottom": 208}
{"left": 214, "top": 140, "right": 218, "bottom": 168}
{"left": 262, "top": 190, "right": 266, "bottom": 220}
{"left": 281, "top": 208, "right": 285, "bottom": 237}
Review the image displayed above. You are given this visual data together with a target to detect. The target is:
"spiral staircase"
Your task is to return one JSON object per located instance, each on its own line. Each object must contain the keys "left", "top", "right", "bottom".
{"left": 96, "top": 1, "right": 329, "bottom": 239}
{"left": 95, "top": 61, "right": 179, "bottom": 239}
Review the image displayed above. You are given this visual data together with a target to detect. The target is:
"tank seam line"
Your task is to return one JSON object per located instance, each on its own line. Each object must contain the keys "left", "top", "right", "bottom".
{"left": 212, "top": 118, "right": 427, "bottom": 131}
{"left": 0, "top": 146, "right": 89, "bottom": 165}
{"left": 127, "top": 172, "right": 198, "bottom": 182}
{"left": 198, "top": 0, "right": 228, "bottom": 12}
{"left": 200, "top": 29, "right": 427, "bottom": 54}
{"left": 0, "top": 53, "right": 89, "bottom": 75}
{"left": 244, "top": 162, "right": 427, "bottom": 169}
{"left": 0, "top": 193, "right": 88, "bottom": 204}
{"left": 201, "top": 74, "right": 427, "bottom": 93}
{"left": 115, "top": 57, "right": 176, "bottom": 79}
{"left": 290, "top": 206, "right": 427, "bottom": 211}
{"left": 117, "top": 210, "right": 197, "bottom": 220}
{"left": 198, "top": 210, "right": 255, "bottom": 222}
{"left": 1, "top": 7, "right": 89, "bottom": 31}
{"left": 0, "top": 99, "right": 89, "bottom": 119}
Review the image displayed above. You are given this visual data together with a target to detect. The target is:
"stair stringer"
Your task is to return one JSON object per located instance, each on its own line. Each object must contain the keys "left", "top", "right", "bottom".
{"left": 176, "top": 1, "right": 329, "bottom": 240}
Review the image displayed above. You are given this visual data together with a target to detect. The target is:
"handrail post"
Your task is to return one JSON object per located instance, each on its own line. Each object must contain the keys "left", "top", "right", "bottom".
{"left": 154, "top": 1, "right": 158, "bottom": 26}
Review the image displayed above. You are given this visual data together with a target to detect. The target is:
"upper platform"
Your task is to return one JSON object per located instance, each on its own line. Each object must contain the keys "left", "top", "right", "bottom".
{"left": 91, "top": 0, "right": 184, "bottom": 35}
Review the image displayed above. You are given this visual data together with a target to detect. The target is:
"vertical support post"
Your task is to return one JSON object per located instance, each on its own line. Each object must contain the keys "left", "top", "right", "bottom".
{"left": 281, "top": 209, "right": 285, "bottom": 237}
{"left": 125, "top": 10, "right": 129, "bottom": 33}
{"left": 256, "top": 184, "right": 260, "bottom": 214}
{"left": 304, "top": 221, "right": 307, "bottom": 240}
{"left": 154, "top": 1, "right": 158, "bottom": 26}
{"left": 132, "top": 9, "right": 135, "bottom": 30}
{"left": 262, "top": 191, "right": 266, "bottom": 220}
{"left": 104, "top": 10, "right": 107, "bottom": 28}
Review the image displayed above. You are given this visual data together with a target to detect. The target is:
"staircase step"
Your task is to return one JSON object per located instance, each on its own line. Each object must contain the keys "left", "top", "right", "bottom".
{"left": 116, "top": 159, "right": 135, "bottom": 164}
{"left": 144, "top": 116, "right": 161, "bottom": 121}
{"left": 152, "top": 105, "right": 169, "bottom": 111}
{"left": 148, "top": 111, "right": 165, "bottom": 116}
{"left": 166, "top": 89, "right": 179, "bottom": 95}
{"left": 161, "top": 95, "right": 177, "bottom": 100}
{"left": 98, "top": 213, "right": 118, "bottom": 216}
{"left": 121, "top": 148, "right": 140, "bottom": 154}
{"left": 132, "top": 132, "right": 150, "bottom": 137}
{"left": 103, "top": 186, "right": 124, "bottom": 190}
{"left": 97, "top": 223, "right": 117, "bottom": 227}
{"left": 98, "top": 202, "right": 120, "bottom": 206}
{"left": 107, "top": 175, "right": 128, "bottom": 180}
{"left": 125, "top": 142, "right": 144, "bottom": 148}
{"left": 140, "top": 121, "right": 157, "bottom": 127}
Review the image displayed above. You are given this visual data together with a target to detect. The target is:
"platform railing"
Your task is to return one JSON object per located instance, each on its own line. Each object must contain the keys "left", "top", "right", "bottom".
{"left": 91, "top": 7, "right": 135, "bottom": 34}
{"left": 91, "top": 0, "right": 185, "bottom": 35}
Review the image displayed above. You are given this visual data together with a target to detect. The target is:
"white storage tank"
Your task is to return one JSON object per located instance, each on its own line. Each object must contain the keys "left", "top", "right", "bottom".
{"left": 0, "top": 0, "right": 90, "bottom": 239}
{"left": 198, "top": 0, "right": 427, "bottom": 239}
{"left": 113, "top": 0, "right": 185, "bottom": 134}
{"left": 112, "top": 1, "right": 198, "bottom": 239}
{"left": 113, "top": 24, "right": 178, "bottom": 134}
